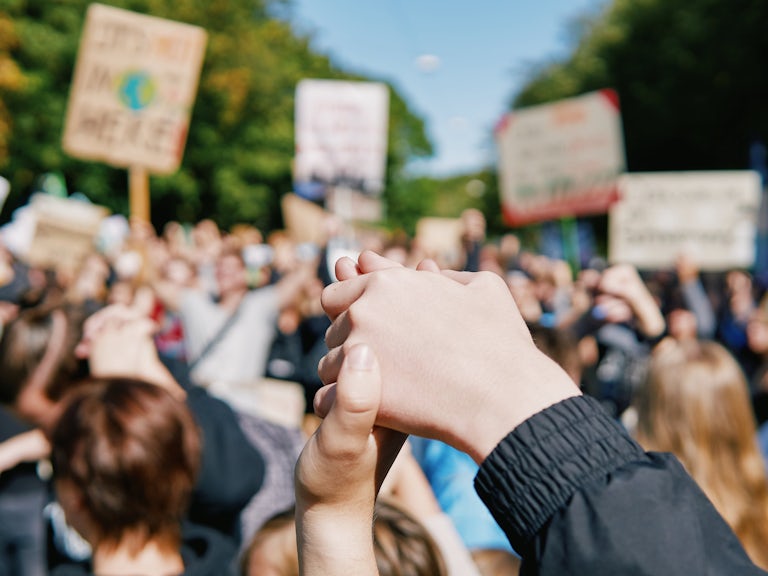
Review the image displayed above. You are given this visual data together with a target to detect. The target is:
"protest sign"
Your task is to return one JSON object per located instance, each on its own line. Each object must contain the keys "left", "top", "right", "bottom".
{"left": 26, "top": 194, "right": 110, "bottom": 271}
{"left": 495, "top": 89, "right": 625, "bottom": 226}
{"left": 62, "top": 4, "right": 207, "bottom": 174}
{"left": 281, "top": 193, "right": 329, "bottom": 246}
{"left": 294, "top": 79, "right": 389, "bottom": 199}
{"left": 608, "top": 171, "right": 761, "bottom": 271}
{"left": 325, "top": 187, "right": 383, "bottom": 223}
{"left": 415, "top": 217, "right": 463, "bottom": 269}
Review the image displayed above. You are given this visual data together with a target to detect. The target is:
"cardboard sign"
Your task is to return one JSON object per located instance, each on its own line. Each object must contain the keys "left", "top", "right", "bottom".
{"left": 294, "top": 80, "right": 389, "bottom": 198}
{"left": 62, "top": 4, "right": 207, "bottom": 174}
{"left": 325, "top": 187, "right": 383, "bottom": 223}
{"left": 26, "top": 194, "right": 110, "bottom": 271}
{"left": 495, "top": 90, "right": 625, "bottom": 226}
{"left": 608, "top": 172, "right": 761, "bottom": 271}
{"left": 281, "top": 193, "right": 329, "bottom": 246}
{"left": 415, "top": 217, "right": 463, "bottom": 269}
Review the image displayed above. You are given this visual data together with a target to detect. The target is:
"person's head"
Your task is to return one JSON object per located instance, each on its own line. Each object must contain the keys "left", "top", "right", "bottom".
{"left": 242, "top": 500, "right": 446, "bottom": 576}
{"left": 51, "top": 377, "right": 201, "bottom": 556}
{"left": 634, "top": 339, "right": 768, "bottom": 567}
{"left": 372, "top": 498, "right": 446, "bottom": 576}
{"left": 528, "top": 323, "right": 582, "bottom": 386}
{"left": 241, "top": 508, "right": 297, "bottom": 576}
{"left": 666, "top": 308, "right": 699, "bottom": 341}
{"left": 215, "top": 247, "right": 248, "bottom": 298}
{"left": 0, "top": 303, "right": 88, "bottom": 429}
{"left": 747, "top": 295, "right": 768, "bottom": 357}
{"left": 470, "top": 548, "right": 521, "bottom": 576}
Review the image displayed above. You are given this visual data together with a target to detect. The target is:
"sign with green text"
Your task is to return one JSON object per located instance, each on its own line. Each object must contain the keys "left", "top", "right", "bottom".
{"left": 62, "top": 4, "right": 207, "bottom": 174}
{"left": 495, "top": 90, "right": 625, "bottom": 226}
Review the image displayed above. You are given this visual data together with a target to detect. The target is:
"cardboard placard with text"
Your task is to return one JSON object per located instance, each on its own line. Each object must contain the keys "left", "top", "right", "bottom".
{"left": 609, "top": 171, "right": 761, "bottom": 271}
{"left": 62, "top": 4, "right": 207, "bottom": 174}
{"left": 26, "top": 195, "right": 110, "bottom": 271}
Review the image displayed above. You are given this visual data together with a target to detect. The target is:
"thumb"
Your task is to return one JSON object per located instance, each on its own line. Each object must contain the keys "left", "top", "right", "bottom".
{"left": 318, "top": 344, "right": 381, "bottom": 455}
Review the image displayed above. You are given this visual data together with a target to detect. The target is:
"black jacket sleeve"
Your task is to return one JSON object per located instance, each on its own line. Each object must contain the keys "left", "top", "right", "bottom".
{"left": 475, "top": 395, "right": 767, "bottom": 576}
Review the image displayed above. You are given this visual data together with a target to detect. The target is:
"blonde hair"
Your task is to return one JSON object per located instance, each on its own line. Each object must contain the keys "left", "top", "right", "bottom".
{"left": 635, "top": 340, "right": 768, "bottom": 568}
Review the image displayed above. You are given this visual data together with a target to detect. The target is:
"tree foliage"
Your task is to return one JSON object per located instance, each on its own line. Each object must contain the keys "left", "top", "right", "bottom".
{"left": 513, "top": 0, "right": 768, "bottom": 172}
{"left": 0, "top": 0, "right": 432, "bottom": 231}
{"left": 0, "top": 13, "right": 25, "bottom": 167}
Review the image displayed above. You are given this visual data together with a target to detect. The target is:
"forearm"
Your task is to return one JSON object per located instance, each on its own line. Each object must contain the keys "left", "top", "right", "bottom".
{"left": 681, "top": 280, "right": 716, "bottom": 339}
{"left": 297, "top": 509, "right": 378, "bottom": 575}
{"left": 630, "top": 292, "right": 666, "bottom": 338}
{"left": 0, "top": 429, "right": 49, "bottom": 473}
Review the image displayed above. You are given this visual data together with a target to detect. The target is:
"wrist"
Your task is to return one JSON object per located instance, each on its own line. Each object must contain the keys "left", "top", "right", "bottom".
{"left": 297, "top": 507, "right": 377, "bottom": 574}
{"left": 455, "top": 350, "right": 581, "bottom": 464}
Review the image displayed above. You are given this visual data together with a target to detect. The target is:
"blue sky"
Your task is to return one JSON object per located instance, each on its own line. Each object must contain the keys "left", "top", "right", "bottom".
{"left": 288, "top": 0, "right": 606, "bottom": 177}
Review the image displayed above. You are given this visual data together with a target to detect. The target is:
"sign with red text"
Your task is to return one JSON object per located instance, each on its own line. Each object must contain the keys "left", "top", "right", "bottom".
{"left": 495, "top": 89, "right": 625, "bottom": 226}
{"left": 609, "top": 172, "right": 761, "bottom": 270}
{"left": 62, "top": 4, "right": 207, "bottom": 174}
{"left": 294, "top": 79, "right": 389, "bottom": 198}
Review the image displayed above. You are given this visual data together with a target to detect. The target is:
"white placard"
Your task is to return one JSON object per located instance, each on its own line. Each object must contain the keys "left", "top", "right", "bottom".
{"left": 495, "top": 90, "right": 625, "bottom": 226}
{"left": 609, "top": 171, "right": 762, "bottom": 270}
{"left": 294, "top": 79, "right": 389, "bottom": 197}
{"left": 62, "top": 4, "right": 207, "bottom": 174}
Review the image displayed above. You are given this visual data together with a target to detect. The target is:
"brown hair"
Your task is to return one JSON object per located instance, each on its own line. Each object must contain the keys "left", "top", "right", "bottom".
{"left": 241, "top": 500, "right": 447, "bottom": 576}
{"left": 529, "top": 323, "right": 582, "bottom": 385}
{"left": 373, "top": 498, "right": 447, "bottom": 576}
{"left": 0, "top": 303, "right": 87, "bottom": 406}
{"left": 635, "top": 340, "right": 768, "bottom": 569}
{"left": 51, "top": 378, "right": 201, "bottom": 554}
{"left": 241, "top": 508, "right": 298, "bottom": 576}
{"left": 470, "top": 548, "right": 521, "bottom": 576}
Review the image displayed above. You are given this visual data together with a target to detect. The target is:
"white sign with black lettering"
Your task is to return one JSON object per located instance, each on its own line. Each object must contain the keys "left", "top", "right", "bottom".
{"left": 609, "top": 172, "right": 761, "bottom": 270}
{"left": 294, "top": 79, "right": 389, "bottom": 197}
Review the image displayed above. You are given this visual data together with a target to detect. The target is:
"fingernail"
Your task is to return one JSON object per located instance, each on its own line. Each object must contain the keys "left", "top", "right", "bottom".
{"left": 347, "top": 344, "right": 374, "bottom": 370}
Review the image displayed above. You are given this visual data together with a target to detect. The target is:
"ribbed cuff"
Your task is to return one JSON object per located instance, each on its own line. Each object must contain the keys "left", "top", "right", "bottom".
{"left": 474, "top": 395, "right": 647, "bottom": 553}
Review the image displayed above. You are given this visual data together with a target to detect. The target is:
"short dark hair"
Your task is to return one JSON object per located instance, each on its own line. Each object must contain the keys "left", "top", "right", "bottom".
{"left": 51, "top": 378, "right": 201, "bottom": 553}
{"left": 0, "top": 304, "right": 87, "bottom": 405}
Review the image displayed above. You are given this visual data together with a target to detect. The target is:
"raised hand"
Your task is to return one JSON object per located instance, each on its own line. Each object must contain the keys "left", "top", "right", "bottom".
{"left": 296, "top": 343, "right": 405, "bottom": 575}
{"left": 318, "top": 252, "right": 580, "bottom": 463}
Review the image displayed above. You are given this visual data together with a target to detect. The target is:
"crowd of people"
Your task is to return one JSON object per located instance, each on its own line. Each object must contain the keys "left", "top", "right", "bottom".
{"left": 0, "top": 204, "right": 767, "bottom": 574}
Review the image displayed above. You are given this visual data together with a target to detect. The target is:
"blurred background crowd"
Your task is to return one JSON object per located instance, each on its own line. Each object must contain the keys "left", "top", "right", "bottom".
{"left": 1, "top": 207, "right": 768, "bottom": 574}
{"left": 4, "top": 0, "right": 768, "bottom": 574}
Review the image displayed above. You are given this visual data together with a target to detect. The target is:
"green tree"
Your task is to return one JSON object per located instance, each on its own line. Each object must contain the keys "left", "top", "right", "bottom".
{"left": 0, "top": 13, "right": 25, "bottom": 167}
{"left": 513, "top": 0, "right": 768, "bottom": 172}
{"left": 1, "top": 0, "right": 431, "bottom": 232}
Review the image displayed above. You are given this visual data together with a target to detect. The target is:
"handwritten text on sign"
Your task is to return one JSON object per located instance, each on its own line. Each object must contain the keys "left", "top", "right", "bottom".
{"left": 294, "top": 80, "right": 389, "bottom": 197}
{"left": 62, "top": 4, "right": 206, "bottom": 174}
{"left": 608, "top": 172, "right": 761, "bottom": 271}
{"left": 495, "top": 90, "right": 625, "bottom": 226}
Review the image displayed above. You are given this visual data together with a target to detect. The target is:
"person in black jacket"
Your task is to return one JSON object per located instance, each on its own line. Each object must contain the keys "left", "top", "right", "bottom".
{"left": 297, "top": 251, "right": 767, "bottom": 575}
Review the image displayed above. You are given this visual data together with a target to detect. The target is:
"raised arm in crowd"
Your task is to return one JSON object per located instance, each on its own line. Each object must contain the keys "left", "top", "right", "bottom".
{"left": 295, "top": 251, "right": 767, "bottom": 575}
